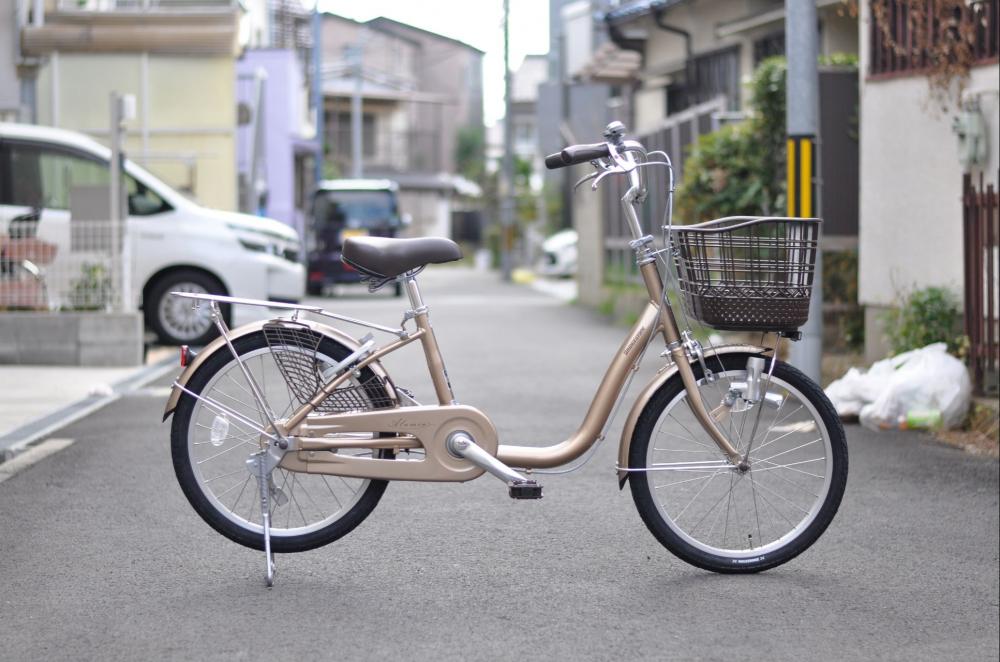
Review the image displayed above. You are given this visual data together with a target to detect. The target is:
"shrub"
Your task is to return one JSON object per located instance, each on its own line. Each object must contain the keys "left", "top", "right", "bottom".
{"left": 885, "top": 286, "right": 964, "bottom": 356}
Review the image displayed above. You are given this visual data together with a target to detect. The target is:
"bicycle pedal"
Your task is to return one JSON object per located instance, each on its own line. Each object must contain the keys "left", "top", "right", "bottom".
{"left": 508, "top": 481, "right": 543, "bottom": 500}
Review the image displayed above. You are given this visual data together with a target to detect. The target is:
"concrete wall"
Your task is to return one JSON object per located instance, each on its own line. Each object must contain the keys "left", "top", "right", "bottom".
{"left": 0, "top": 313, "right": 143, "bottom": 366}
{"left": 35, "top": 53, "right": 238, "bottom": 211}
{"left": 858, "top": 45, "right": 1000, "bottom": 306}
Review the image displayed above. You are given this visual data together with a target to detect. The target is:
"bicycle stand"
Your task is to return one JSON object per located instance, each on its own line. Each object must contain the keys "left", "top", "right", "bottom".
{"left": 247, "top": 450, "right": 278, "bottom": 587}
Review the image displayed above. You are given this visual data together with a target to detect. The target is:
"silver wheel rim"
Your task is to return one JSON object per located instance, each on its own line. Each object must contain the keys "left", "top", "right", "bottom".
{"left": 158, "top": 282, "right": 213, "bottom": 342}
{"left": 644, "top": 368, "right": 833, "bottom": 560}
{"left": 186, "top": 346, "right": 373, "bottom": 538}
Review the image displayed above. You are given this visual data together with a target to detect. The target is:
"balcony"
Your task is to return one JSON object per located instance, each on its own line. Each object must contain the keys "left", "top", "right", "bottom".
{"left": 21, "top": 0, "right": 240, "bottom": 57}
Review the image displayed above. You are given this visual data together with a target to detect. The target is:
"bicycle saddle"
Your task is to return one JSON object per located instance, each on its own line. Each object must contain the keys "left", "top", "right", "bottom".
{"left": 342, "top": 236, "right": 463, "bottom": 279}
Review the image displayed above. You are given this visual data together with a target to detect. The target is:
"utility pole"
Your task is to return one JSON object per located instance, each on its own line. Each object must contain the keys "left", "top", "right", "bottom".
{"left": 785, "top": 0, "right": 823, "bottom": 383}
{"left": 350, "top": 37, "right": 364, "bottom": 179}
{"left": 109, "top": 92, "right": 135, "bottom": 313}
{"left": 312, "top": 6, "right": 324, "bottom": 186}
{"left": 500, "top": 0, "right": 514, "bottom": 282}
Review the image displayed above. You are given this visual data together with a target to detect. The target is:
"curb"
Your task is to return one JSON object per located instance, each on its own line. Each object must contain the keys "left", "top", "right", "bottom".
{"left": 0, "top": 354, "right": 177, "bottom": 463}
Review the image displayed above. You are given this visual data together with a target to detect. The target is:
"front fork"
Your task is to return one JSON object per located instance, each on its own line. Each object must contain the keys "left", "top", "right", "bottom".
{"left": 639, "top": 261, "right": 747, "bottom": 467}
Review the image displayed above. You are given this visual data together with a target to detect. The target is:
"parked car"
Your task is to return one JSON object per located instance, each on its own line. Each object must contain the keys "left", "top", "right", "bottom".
{"left": 537, "top": 228, "right": 578, "bottom": 278}
{"left": 306, "top": 179, "right": 404, "bottom": 297}
{"left": 0, "top": 122, "right": 304, "bottom": 345}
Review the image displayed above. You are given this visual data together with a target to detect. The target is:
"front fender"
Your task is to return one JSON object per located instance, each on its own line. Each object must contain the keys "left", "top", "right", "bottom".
{"left": 616, "top": 344, "right": 769, "bottom": 487}
{"left": 162, "top": 319, "right": 395, "bottom": 421}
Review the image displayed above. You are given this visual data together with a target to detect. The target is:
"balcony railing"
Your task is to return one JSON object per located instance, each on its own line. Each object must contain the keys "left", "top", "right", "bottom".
{"left": 56, "top": 0, "right": 238, "bottom": 12}
{"left": 870, "top": 0, "right": 999, "bottom": 77}
{"left": 326, "top": 129, "right": 443, "bottom": 176}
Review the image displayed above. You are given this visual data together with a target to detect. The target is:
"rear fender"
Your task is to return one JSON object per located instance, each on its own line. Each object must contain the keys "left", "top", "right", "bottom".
{"left": 616, "top": 344, "right": 769, "bottom": 487}
{"left": 162, "top": 319, "right": 395, "bottom": 421}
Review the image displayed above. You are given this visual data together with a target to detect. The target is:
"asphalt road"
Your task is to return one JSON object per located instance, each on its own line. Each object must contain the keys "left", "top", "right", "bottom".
{"left": 1, "top": 268, "right": 997, "bottom": 661}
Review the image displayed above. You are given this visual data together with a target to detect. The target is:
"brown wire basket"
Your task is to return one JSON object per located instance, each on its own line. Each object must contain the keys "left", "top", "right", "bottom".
{"left": 671, "top": 216, "right": 821, "bottom": 332}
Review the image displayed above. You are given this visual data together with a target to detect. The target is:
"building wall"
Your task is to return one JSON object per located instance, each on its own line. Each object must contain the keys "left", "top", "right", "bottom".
{"left": 0, "top": 0, "right": 20, "bottom": 119}
{"left": 857, "top": 0, "right": 999, "bottom": 359}
{"left": 35, "top": 53, "right": 238, "bottom": 211}
{"left": 238, "top": 48, "right": 315, "bottom": 234}
{"left": 858, "top": 69, "right": 999, "bottom": 307}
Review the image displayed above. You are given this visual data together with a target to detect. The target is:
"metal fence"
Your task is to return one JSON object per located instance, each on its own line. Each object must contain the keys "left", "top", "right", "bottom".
{"left": 963, "top": 172, "right": 999, "bottom": 396}
{"left": 1, "top": 192, "right": 124, "bottom": 314}
{"left": 602, "top": 97, "right": 728, "bottom": 286}
{"left": 869, "top": 0, "right": 998, "bottom": 77}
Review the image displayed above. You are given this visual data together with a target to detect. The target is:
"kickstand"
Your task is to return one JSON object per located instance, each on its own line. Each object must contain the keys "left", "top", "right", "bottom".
{"left": 249, "top": 451, "right": 276, "bottom": 587}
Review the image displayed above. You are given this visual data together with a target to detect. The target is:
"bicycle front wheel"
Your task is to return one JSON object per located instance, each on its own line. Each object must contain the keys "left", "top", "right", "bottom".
{"left": 171, "top": 330, "right": 393, "bottom": 553}
{"left": 628, "top": 353, "right": 847, "bottom": 573}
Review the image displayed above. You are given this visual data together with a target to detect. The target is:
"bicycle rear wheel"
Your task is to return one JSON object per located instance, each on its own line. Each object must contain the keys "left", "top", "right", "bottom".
{"left": 628, "top": 353, "right": 848, "bottom": 573}
{"left": 171, "top": 330, "right": 393, "bottom": 553}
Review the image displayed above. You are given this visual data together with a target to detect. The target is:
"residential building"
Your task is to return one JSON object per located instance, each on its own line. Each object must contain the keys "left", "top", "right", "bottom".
{"left": 601, "top": 0, "right": 857, "bottom": 132}
{"left": 554, "top": 0, "right": 860, "bottom": 309}
{"left": 19, "top": 0, "right": 245, "bottom": 211}
{"left": 857, "top": 0, "right": 999, "bottom": 373}
{"left": 236, "top": 0, "right": 319, "bottom": 237}
{"left": 319, "top": 13, "right": 484, "bottom": 239}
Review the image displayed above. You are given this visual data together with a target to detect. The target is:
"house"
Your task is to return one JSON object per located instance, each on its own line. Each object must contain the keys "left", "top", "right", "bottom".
{"left": 236, "top": 0, "right": 319, "bottom": 239}
{"left": 601, "top": 0, "right": 857, "bottom": 131}
{"left": 17, "top": 0, "right": 252, "bottom": 212}
{"left": 319, "top": 13, "right": 484, "bottom": 240}
{"left": 551, "top": 0, "right": 860, "bottom": 311}
{"left": 857, "top": 0, "right": 999, "bottom": 389}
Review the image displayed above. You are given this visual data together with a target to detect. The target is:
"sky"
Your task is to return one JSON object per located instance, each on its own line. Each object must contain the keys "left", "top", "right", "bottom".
{"left": 319, "top": 0, "right": 550, "bottom": 126}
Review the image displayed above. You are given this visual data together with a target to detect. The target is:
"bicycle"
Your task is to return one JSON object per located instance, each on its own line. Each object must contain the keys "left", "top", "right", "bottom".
{"left": 164, "top": 122, "right": 847, "bottom": 586}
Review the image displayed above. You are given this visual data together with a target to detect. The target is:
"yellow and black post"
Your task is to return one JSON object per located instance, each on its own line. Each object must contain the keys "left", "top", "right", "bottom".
{"left": 786, "top": 135, "right": 815, "bottom": 218}
{"left": 784, "top": 0, "right": 822, "bottom": 381}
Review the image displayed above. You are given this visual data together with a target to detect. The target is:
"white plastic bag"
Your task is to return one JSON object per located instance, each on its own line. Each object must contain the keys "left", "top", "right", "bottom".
{"left": 824, "top": 343, "right": 971, "bottom": 430}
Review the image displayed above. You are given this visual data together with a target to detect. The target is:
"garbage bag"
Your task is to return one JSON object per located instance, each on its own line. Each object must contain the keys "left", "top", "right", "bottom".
{"left": 825, "top": 343, "right": 971, "bottom": 431}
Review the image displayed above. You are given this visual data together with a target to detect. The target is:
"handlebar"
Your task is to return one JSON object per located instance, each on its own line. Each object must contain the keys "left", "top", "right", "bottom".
{"left": 544, "top": 142, "right": 610, "bottom": 170}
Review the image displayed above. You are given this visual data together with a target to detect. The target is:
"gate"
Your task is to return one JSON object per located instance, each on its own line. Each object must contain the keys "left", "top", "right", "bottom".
{"left": 963, "top": 173, "right": 999, "bottom": 395}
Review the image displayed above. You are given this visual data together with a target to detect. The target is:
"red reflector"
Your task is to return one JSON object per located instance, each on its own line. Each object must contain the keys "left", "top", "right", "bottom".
{"left": 180, "top": 345, "right": 190, "bottom": 367}
{"left": 308, "top": 271, "right": 323, "bottom": 281}
{"left": 342, "top": 262, "right": 355, "bottom": 272}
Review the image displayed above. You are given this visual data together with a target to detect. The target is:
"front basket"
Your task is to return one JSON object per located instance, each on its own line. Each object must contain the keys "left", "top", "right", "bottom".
{"left": 671, "top": 216, "right": 820, "bottom": 332}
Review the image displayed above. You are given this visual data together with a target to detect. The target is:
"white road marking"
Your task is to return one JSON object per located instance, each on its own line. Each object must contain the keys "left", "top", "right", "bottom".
{"left": 0, "top": 438, "right": 75, "bottom": 484}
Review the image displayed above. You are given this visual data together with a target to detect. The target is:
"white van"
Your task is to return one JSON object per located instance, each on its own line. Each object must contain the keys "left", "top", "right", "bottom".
{"left": 0, "top": 122, "right": 304, "bottom": 345}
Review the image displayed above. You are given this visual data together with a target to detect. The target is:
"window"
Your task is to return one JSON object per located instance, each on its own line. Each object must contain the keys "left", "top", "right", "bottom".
{"left": 332, "top": 111, "right": 377, "bottom": 158}
{"left": 2, "top": 142, "right": 170, "bottom": 216}
{"left": 665, "top": 45, "right": 741, "bottom": 116}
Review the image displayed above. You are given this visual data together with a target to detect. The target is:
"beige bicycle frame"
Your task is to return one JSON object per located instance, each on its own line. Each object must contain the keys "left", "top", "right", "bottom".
{"left": 270, "top": 256, "right": 741, "bottom": 482}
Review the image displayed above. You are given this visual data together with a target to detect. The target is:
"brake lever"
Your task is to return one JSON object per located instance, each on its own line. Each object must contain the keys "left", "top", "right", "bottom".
{"left": 573, "top": 170, "right": 601, "bottom": 191}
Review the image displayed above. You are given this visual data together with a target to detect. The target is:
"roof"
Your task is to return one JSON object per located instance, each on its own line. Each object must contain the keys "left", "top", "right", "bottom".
{"left": 604, "top": 0, "right": 687, "bottom": 24}
{"left": 317, "top": 179, "right": 399, "bottom": 192}
{"left": 366, "top": 16, "right": 485, "bottom": 55}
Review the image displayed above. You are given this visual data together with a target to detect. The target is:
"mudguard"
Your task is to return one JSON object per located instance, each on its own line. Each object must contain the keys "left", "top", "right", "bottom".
{"left": 162, "top": 319, "right": 396, "bottom": 421}
{"left": 616, "top": 343, "right": 769, "bottom": 487}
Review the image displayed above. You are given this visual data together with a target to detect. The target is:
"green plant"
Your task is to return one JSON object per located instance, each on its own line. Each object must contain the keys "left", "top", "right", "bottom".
{"left": 68, "top": 262, "right": 113, "bottom": 311}
{"left": 677, "top": 57, "right": 788, "bottom": 221}
{"left": 677, "top": 54, "right": 858, "bottom": 222}
{"left": 455, "top": 125, "right": 486, "bottom": 183}
{"left": 885, "top": 286, "right": 964, "bottom": 356}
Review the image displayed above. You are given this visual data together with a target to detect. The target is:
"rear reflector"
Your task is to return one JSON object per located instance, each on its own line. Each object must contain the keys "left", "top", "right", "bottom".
{"left": 180, "top": 345, "right": 190, "bottom": 367}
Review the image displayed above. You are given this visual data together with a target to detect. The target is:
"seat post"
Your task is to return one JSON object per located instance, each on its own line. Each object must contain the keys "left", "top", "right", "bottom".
{"left": 404, "top": 275, "right": 455, "bottom": 405}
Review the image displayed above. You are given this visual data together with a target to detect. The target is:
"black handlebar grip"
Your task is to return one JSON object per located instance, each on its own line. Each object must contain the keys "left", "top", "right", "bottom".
{"left": 544, "top": 142, "right": 610, "bottom": 169}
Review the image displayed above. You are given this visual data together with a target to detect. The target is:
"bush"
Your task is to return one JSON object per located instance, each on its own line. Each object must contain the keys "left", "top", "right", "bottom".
{"left": 676, "top": 57, "right": 787, "bottom": 221}
{"left": 885, "top": 286, "right": 964, "bottom": 356}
